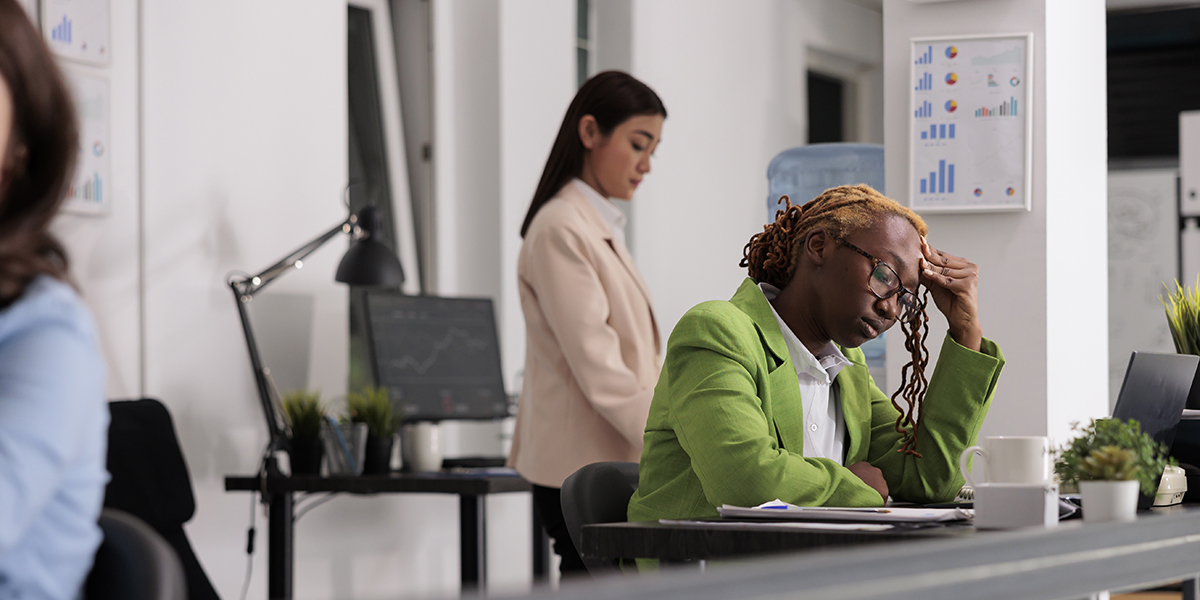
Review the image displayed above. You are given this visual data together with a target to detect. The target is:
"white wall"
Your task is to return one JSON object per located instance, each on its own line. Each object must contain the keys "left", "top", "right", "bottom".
{"left": 628, "top": 0, "right": 884, "bottom": 342}
{"left": 497, "top": 0, "right": 577, "bottom": 410}
{"left": 882, "top": 0, "right": 1109, "bottom": 445}
{"left": 50, "top": 0, "right": 141, "bottom": 399}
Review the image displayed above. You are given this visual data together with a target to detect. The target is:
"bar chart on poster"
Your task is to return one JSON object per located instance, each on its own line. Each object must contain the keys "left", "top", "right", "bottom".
{"left": 62, "top": 71, "right": 111, "bottom": 216}
{"left": 41, "top": 0, "right": 111, "bottom": 66}
{"left": 910, "top": 34, "right": 1032, "bottom": 212}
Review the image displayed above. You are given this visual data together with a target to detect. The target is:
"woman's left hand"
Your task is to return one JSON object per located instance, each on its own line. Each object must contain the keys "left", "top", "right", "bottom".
{"left": 919, "top": 236, "right": 982, "bottom": 352}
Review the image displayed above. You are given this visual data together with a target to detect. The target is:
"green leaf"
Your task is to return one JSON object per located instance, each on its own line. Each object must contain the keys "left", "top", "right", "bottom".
{"left": 282, "top": 390, "right": 325, "bottom": 439}
{"left": 345, "top": 386, "right": 399, "bottom": 438}
{"left": 1054, "top": 418, "right": 1175, "bottom": 495}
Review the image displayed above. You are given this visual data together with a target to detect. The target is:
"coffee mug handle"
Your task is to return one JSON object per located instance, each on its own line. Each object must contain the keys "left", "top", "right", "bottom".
{"left": 959, "top": 445, "right": 986, "bottom": 488}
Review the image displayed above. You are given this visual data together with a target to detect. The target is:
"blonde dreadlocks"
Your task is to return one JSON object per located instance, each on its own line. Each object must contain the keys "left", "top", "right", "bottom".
{"left": 740, "top": 184, "right": 932, "bottom": 457}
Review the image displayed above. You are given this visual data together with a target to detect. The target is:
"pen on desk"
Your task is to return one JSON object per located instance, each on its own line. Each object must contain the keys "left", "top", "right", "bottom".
{"left": 760, "top": 506, "right": 892, "bottom": 513}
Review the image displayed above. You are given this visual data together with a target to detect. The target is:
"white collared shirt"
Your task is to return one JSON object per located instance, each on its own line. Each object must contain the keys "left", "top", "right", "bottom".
{"left": 572, "top": 178, "right": 628, "bottom": 248}
{"left": 758, "top": 282, "right": 851, "bottom": 464}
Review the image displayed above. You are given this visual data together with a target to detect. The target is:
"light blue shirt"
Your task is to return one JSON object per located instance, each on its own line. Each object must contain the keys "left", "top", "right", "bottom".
{"left": 0, "top": 276, "right": 108, "bottom": 600}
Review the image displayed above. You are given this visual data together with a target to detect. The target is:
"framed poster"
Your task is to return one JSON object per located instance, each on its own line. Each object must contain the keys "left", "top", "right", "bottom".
{"left": 909, "top": 33, "right": 1033, "bottom": 213}
{"left": 41, "top": 0, "right": 111, "bottom": 66}
{"left": 61, "top": 70, "right": 110, "bottom": 216}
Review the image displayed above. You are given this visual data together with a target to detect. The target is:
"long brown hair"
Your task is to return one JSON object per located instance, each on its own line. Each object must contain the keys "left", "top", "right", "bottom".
{"left": 0, "top": 0, "right": 77, "bottom": 306}
{"left": 741, "top": 185, "right": 932, "bottom": 456}
{"left": 520, "top": 70, "right": 666, "bottom": 238}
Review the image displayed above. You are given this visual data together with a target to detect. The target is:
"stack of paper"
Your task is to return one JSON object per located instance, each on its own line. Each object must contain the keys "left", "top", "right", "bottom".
{"left": 716, "top": 499, "right": 972, "bottom": 523}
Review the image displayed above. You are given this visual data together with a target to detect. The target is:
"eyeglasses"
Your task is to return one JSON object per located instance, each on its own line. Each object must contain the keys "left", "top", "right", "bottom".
{"left": 838, "top": 239, "right": 919, "bottom": 316}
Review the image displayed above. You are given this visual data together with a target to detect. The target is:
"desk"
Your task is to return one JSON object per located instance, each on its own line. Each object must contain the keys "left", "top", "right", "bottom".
{"left": 225, "top": 469, "right": 549, "bottom": 600}
{"left": 582, "top": 518, "right": 975, "bottom": 562}
{"left": 550, "top": 508, "right": 1200, "bottom": 600}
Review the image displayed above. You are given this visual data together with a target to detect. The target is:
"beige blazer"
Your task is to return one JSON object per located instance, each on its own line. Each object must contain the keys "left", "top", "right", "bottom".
{"left": 507, "top": 183, "right": 661, "bottom": 488}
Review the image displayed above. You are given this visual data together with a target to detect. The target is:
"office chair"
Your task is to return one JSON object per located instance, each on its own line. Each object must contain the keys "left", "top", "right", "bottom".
{"left": 560, "top": 461, "right": 639, "bottom": 575}
{"left": 766, "top": 143, "right": 885, "bottom": 223}
{"left": 105, "top": 398, "right": 221, "bottom": 600}
{"left": 84, "top": 508, "right": 187, "bottom": 600}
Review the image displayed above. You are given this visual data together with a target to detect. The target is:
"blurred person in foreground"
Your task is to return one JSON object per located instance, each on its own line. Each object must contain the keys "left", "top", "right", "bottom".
{"left": 0, "top": 1, "right": 109, "bottom": 597}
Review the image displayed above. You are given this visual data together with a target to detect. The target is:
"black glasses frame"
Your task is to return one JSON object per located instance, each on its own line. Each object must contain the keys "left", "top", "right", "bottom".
{"left": 838, "top": 239, "right": 919, "bottom": 315}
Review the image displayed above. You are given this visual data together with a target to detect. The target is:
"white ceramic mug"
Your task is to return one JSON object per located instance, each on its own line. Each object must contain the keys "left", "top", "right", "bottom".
{"left": 972, "top": 482, "right": 1059, "bottom": 529}
{"left": 402, "top": 422, "right": 443, "bottom": 472}
{"left": 959, "top": 436, "right": 1052, "bottom": 486}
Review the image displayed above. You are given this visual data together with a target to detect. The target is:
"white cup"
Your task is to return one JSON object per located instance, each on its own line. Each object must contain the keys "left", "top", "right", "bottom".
{"left": 402, "top": 422, "right": 443, "bottom": 472}
{"left": 973, "top": 482, "right": 1059, "bottom": 529}
{"left": 959, "top": 436, "right": 1052, "bottom": 486}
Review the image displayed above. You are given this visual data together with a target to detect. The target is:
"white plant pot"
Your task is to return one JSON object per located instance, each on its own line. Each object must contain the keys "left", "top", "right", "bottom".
{"left": 1079, "top": 480, "right": 1140, "bottom": 523}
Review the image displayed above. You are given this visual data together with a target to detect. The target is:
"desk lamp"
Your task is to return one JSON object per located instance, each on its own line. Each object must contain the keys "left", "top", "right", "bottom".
{"left": 227, "top": 205, "right": 404, "bottom": 469}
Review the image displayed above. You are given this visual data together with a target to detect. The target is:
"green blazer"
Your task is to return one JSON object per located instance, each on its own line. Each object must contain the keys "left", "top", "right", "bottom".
{"left": 628, "top": 278, "right": 1004, "bottom": 522}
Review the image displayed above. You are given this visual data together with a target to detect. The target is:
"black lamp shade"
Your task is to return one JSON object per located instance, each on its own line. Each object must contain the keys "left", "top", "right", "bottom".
{"left": 336, "top": 239, "right": 405, "bottom": 286}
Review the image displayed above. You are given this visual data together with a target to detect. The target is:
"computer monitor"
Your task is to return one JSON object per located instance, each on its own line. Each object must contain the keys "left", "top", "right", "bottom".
{"left": 363, "top": 292, "right": 509, "bottom": 422}
{"left": 1111, "top": 351, "right": 1200, "bottom": 451}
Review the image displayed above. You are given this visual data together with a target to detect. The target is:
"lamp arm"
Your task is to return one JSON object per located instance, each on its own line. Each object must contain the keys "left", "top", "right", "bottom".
{"left": 230, "top": 281, "right": 287, "bottom": 453}
{"left": 231, "top": 215, "right": 355, "bottom": 297}
{"left": 226, "top": 212, "right": 357, "bottom": 455}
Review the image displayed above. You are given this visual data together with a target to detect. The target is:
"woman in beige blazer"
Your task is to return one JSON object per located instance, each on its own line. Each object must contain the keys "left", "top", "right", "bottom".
{"left": 508, "top": 71, "right": 666, "bottom": 575}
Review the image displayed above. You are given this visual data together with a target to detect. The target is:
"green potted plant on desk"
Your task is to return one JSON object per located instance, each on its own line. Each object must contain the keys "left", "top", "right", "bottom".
{"left": 1055, "top": 418, "right": 1172, "bottom": 523}
{"left": 1164, "top": 278, "right": 1200, "bottom": 356}
{"left": 282, "top": 390, "right": 325, "bottom": 476}
{"left": 346, "top": 386, "right": 399, "bottom": 475}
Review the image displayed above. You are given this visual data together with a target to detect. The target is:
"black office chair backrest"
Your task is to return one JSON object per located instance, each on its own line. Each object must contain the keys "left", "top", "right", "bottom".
{"left": 106, "top": 398, "right": 220, "bottom": 600}
{"left": 85, "top": 508, "right": 187, "bottom": 600}
{"left": 560, "top": 461, "right": 639, "bottom": 575}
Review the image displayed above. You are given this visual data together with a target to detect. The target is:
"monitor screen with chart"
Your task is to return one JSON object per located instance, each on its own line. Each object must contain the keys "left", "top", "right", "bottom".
{"left": 363, "top": 292, "right": 509, "bottom": 422}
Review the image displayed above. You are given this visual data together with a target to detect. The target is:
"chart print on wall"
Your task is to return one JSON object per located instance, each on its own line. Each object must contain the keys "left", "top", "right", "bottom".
{"left": 62, "top": 71, "right": 110, "bottom": 215}
{"left": 41, "top": 0, "right": 110, "bottom": 65}
{"left": 910, "top": 33, "right": 1032, "bottom": 212}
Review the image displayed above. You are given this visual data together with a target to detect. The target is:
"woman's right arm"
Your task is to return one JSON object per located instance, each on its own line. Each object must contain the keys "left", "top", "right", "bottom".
{"left": 523, "top": 222, "right": 653, "bottom": 447}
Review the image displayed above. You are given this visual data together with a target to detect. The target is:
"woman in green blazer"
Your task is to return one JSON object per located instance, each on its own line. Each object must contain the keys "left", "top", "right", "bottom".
{"left": 628, "top": 185, "right": 1004, "bottom": 522}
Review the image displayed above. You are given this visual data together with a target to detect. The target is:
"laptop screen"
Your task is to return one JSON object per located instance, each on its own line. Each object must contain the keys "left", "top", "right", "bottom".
{"left": 363, "top": 292, "right": 509, "bottom": 423}
{"left": 1111, "top": 351, "right": 1200, "bottom": 450}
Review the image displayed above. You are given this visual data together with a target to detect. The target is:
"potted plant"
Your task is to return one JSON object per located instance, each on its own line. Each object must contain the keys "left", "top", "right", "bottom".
{"left": 1054, "top": 418, "right": 1173, "bottom": 523}
{"left": 282, "top": 390, "right": 325, "bottom": 476}
{"left": 346, "top": 386, "right": 400, "bottom": 475}
{"left": 1163, "top": 278, "right": 1200, "bottom": 355}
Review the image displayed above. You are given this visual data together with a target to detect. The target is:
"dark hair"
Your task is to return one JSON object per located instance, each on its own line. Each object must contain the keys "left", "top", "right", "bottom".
{"left": 0, "top": 0, "right": 77, "bottom": 306}
{"left": 741, "top": 185, "right": 931, "bottom": 457}
{"left": 520, "top": 70, "right": 666, "bottom": 237}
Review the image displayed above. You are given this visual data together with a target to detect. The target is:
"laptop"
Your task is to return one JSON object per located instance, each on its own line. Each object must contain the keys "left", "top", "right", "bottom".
{"left": 1111, "top": 351, "right": 1200, "bottom": 451}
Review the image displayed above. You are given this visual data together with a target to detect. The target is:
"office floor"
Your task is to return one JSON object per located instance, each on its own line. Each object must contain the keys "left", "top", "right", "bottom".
{"left": 1115, "top": 592, "right": 1182, "bottom": 599}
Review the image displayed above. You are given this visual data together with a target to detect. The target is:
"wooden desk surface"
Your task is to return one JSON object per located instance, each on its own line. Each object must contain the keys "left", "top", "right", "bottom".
{"left": 582, "top": 518, "right": 979, "bottom": 561}
{"left": 225, "top": 470, "right": 532, "bottom": 495}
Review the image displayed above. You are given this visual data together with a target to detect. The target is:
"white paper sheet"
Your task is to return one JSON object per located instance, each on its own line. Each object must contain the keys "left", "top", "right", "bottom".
{"left": 716, "top": 499, "right": 972, "bottom": 523}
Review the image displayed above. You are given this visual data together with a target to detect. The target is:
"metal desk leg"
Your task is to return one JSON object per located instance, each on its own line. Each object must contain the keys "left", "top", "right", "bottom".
{"left": 267, "top": 490, "right": 294, "bottom": 600}
{"left": 1184, "top": 577, "right": 1199, "bottom": 600}
{"left": 532, "top": 501, "right": 550, "bottom": 582}
{"left": 461, "top": 494, "right": 487, "bottom": 592}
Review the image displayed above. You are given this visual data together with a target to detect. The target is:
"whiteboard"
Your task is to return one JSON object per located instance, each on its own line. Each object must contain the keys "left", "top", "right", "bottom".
{"left": 909, "top": 33, "right": 1033, "bottom": 213}
{"left": 1107, "top": 169, "right": 1178, "bottom": 410}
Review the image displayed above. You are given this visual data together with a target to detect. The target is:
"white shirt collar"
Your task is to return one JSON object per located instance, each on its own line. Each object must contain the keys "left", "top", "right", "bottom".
{"left": 757, "top": 282, "right": 851, "bottom": 384}
{"left": 572, "top": 178, "right": 628, "bottom": 245}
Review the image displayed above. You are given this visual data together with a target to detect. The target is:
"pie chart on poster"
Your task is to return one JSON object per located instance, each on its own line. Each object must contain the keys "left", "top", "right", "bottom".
{"left": 945, "top": 72, "right": 957, "bottom": 85}
{"left": 945, "top": 46, "right": 957, "bottom": 59}
{"left": 945, "top": 100, "right": 957, "bottom": 113}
